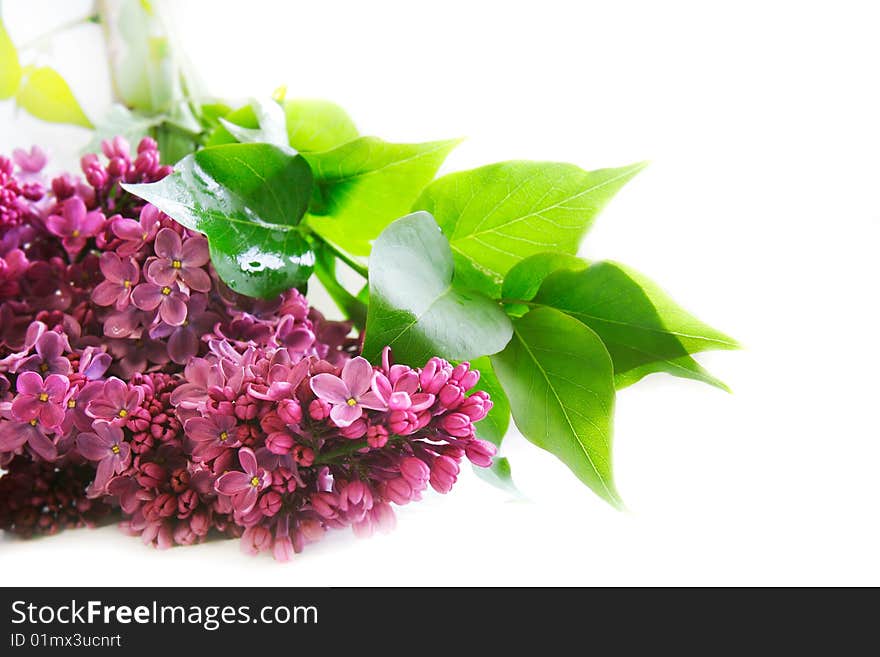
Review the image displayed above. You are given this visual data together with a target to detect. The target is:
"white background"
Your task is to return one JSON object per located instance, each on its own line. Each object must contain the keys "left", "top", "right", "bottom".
{"left": 1, "top": 0, "right": 879, "bottom": 585}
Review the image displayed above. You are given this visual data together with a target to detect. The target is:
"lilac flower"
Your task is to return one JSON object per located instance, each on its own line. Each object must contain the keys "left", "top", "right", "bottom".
{"left": 185, "top": 414, "right": 240, "bottom": 461}
{"left": 92, "top": 252, "right": 139, "bottom": 309}
{"left": 60, "top": 381, "right": 103, "bottom": 434}
{"left": 11, "top": 371, "right": 69, "bottom": 428}
{"left": 13, "top": 146, "right": 47, "bottom": 174}
{"left": 131, "top": 281, "right": 188, "bottom": 326}
{"left": 371, "top": 369, "right": 435, "bottom": 413}
{"left": 215, "top": 447, "right": 270, "bottom": 514}
{"left": 77, "top": 347, "right": 112, "bottom": 380}
{"left": 146, "top": 228, "right": 211, "bottom": 292}
{"left": 0, "top": 419, "right": 57, "bottom": 460}
{"left": 111, "top": 204, "right": 161, "bottom": 256}
{"left": 15, "top": 330, "right": 70, "bottom": 376}
{"left": 85, "top": 377, "right": 144, "bottom": 423}
{"left": 310, "top": 357, "right": 386, "bottom": 427}
{"left": 76, "top": 421, "right": 131, "bottom": 490}
{"left": 45, "top": 197, "right": 105, "bottom": 255}
{"left": 148, "top": 293, "right": 219, "bottom": 364}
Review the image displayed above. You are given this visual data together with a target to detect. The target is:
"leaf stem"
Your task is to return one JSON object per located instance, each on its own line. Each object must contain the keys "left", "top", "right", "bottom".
{"left": 318, "top": 238, "right": 368, "bottom": 279}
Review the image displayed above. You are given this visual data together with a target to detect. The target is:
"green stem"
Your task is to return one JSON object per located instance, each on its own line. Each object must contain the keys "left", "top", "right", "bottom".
{"left": 315, "top": 435, "right": 406, "bottom": 464}
{"left": 313, "top": 246, "right": 368, "bottom": 330}
{"left": 318, "top": 238, "right": 368, "bottom": 279}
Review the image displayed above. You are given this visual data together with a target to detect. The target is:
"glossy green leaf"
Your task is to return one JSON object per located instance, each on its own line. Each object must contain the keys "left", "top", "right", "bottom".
{"left": 415, "top": 160, "right": 647, "bottom": 296}
{"left": 533, "top": 262, "right": 738, "bottom": 390}
{"left": 83, "top": 105, "right": 163, "bottom": 155}
{"left": 284, "top": 99, "right": 358, "bottom": 152}
{"left": 219, "top": 99, "right": 289, "bottom": 149}
{"left": 204, "top": 104, "right": 256, "bottom": 147}
{"left": 491, "top": 307, "right": 621, "bottom": 507}
{"left": 0, "top": 15, "right": 21, "bottom": 99}
{"left": 469, "top": 356, "right": 516, "bottom": 492}
{"left": 362, "top": 212, "right": 512, "bottom": 365}
{"left": 206, "top": 98, "right": 358, "bottom": 153}
{"left": 16, "top": 66, "right": 92, "bottom": 128}
{"left": 122, "top": 144, "right": 315, "bottom": 298}
{"left": 305, "top": 138, "right": 460, "bottom": 255}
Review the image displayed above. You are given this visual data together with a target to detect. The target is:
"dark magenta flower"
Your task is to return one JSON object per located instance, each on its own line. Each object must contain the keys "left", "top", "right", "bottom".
{"left": 185, "top": 413, "right": 240, "bottom": 461}
{"left": 11, "top": 371, "right": 69, "bottom": 428}
{"left": 215, "top": 447, "right": 270, "bottom": 514}
{"left": 92, "top": 252, "right": 140, "bottom": 309}
{"left": 0, "top": 418, "right": 57, "bottom": 460}
{"left": 16, "top": 330, "right": 70, "bottom": 376}
{"left": 85, "top": 377, "right": 144, "bottom": 423}
{"left": 46, "top": 197, "right": 105, "bottom": 255}
{"left": 149, "top": 293, "right": 219, "bottom": 364}
{"left": 146, "top": 228, "right": 211, "bottom": 292}
{"left": 131, "top": 280, "right": 188, "bottom": 326}
{"left": 309, "top": 356, "right": 386, "bottom": 427}
{"left": 111, "top": 204, "right": 161, "bottom": 257}
{"left": 76, "top": 420, "right": 131, "bottom": 490}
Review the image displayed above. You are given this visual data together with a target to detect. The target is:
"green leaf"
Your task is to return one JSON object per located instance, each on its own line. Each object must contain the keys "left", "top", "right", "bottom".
{"left": 474, "top": 457, "right": 517, "bottom": 493}
{"left": 83, "top": 105, "right": 163, "bottom": 155}
{"left": 197, "top": 102, "right": 233, "bottom": 132}
{"left": 283, "top": 99, "right": 358, "bottom": 152}
{"left": 304, "top": 138, "right": 460, "bottom": 256}
{"left": 0, "top": 14, "right": 21, "bottom": 99}
{"left": 501, "top": 252, "right": 589, "bottom": 315}
{"left": 362, "top": 212, "right": 512, "bottom": 365}
{"left": 532, "top": 262, "right": 738, "bottom": 390}
{"left": 469, "top": 356, "right": 516, "bottom": 492}
{"left": 122, "top": 143, "right": 315, "bottom": 298}
{"left": 16, "top": 66, "right": 92, "bottom": 128}
{"left": 491, "top": 306, "right": 621, "bottom": 507}
{"left": 469, "top": 356, "right": 510, "bottom": 447}
{"left": 414, "top": 160, "right": 647, "bottom": 296}
{"left": 219, "top": 99, "right": 290, "bottom": 149}
{"left": 204, "top": 104, "right": 256, "bottom": 147}
{"left": 206, "top": 98, "right": 358, "bottom": 153}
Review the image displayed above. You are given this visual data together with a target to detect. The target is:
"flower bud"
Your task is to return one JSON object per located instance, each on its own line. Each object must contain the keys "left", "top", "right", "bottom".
{"left": 465, "top": 439, "right": 496, "bottom": 468}
{"left": 400, "top": 456, "right": 430, "bottom": 486}
{"left": 439, "top": 412, "right": 473, "bottom": 438}
{"left": 277, "top": 398, "right": 302, "bottom": 425}
{"left": 266, "top": 431, "right": 294, "bottom": 455}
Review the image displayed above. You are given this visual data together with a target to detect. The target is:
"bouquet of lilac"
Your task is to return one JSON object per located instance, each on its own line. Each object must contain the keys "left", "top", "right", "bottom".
{"left": 0, "top": 139, "right": 495, "bottom": 560}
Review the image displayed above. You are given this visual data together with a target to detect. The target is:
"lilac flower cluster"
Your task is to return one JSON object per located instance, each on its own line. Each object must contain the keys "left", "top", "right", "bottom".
{"left": 0, "top": 139, "right": 495, "bottom": 559}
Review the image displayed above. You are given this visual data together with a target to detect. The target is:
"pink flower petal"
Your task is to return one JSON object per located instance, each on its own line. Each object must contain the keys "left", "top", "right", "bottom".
{"left": 112, "top": 217, "right": 145, "bottom": 241}
{"left": 15, "top": 370, "right": 44, "bottom": 395}
{"left": 181, "top": 236, "right": 209, "bottom": 267}
{"left": 146, "top": 259, "right": 176, "bottom": 286}
{"left": 359, "top": 390, "right": 388, "bottom": 411}
{"left": 310, "top": 373, "right": 350, "bottom": 405}
{"left": 154, "top": 228, "right": 182, "bottom": 260}
{"left": 159, "top": 293, "right": 188, "bottom": 326}
{"left": 0, "top": 421, "right": 30, "bottom": 452}
{"left": 342, "top": 357, "right": 374, "bottom": 397}
{"left": 27, "top": 429, "right": 57, "bottom": 461}
{"left": 131, "top": 284, "right": 163, "bottom": 311}
{"left": 216, "top": 471, "right": 251, "bottom": 495}
{"left": 76, "top": 431, "right": 109, "bottom": 460}
{"left": 180, "top": 266, "right": 211, "bottom": 293}
{"left": 92, "top": 280, "right": 122, "bottom": 306}
{"left": 39, "top": 402, "right": 64, "bottom": 428}
{"left": 330, "top": 402, "right": 362, "bottom": 427}
{"left": 238, "top": 447, "right": 258, "bottom": 475}
{"left": 43, "top": 374, "right": 69, "bottom": 400}
{"left": 10, "top": 396, "right": 40, "bottom": 422}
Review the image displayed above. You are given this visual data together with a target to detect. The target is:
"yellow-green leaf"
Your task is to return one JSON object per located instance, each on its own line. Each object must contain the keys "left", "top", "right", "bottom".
{"left": 16, "top": 66, "right": 92, "bottom": 128}
{"left": 0, "top": 15, "right": 20, "bottom": 99}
